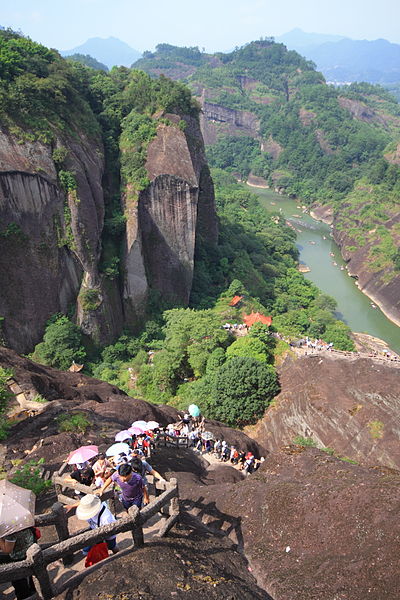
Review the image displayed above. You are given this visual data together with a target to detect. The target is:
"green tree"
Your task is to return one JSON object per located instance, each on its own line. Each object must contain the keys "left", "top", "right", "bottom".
{"left": 323, "top": 321, "right": 355, "bottom": 351}
{"left": 32, "top": 315, "right": 86, "bottom": 370}
{"left": 226, "top": 279, "right": 246, "bottom": 297}
{"left": 209, "top": 356, "right": 279, "bottom": 427}
{"left": 163, "top": 308, "right": 231, "bottom": 378}
{"left": 226, "top": 335, "right": 270, "bottom": 363}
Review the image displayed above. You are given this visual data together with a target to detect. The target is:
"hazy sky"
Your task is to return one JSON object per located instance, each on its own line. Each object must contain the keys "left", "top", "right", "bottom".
{"left": 1, "top": 0, "right": 399, "bottom": 52}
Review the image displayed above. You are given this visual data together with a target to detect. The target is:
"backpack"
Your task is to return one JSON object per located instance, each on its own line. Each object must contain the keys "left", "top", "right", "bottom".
{"left": 84, "top": 542, "right": 109, "bottom": 567}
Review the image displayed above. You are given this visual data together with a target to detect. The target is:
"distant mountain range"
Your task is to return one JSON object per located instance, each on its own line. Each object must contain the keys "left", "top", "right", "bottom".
{"left": 276, "top": 28, "right": 400, "bottom": 84}
{"left": 60, "top": 36, "right": 141, "bottom": 69}
{"left": 57, "top": 29, "right": 400, "bottom": 85}
{"left": 277, "top": 28, "right": 347, "bottom": 50}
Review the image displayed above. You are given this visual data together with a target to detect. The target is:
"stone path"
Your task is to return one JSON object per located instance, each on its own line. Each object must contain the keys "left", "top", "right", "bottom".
{"left": 291, "top": 345, "right": 400, "bottom": 368}
{"left": 0, "top": 493, "right": 167, "bottom": 599}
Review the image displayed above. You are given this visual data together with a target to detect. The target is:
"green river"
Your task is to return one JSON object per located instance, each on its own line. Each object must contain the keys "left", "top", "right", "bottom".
{"left": 250, "top": 185, "right": 400, "bottom": 354}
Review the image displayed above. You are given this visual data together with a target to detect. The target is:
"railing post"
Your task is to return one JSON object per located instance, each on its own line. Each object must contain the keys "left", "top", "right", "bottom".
{"left": 27, "top": 543, "right": 54, "bottom": 600}
{"left": 158, "top": 479, "right": 179, "bottom": 538}
{"left": 108, "top": 489, "right": 117, "bottom": 517}
{"left": 128, "top": 505, "right": 144, "bottom": 548}
{"left": 51, "top": 502, "right": 73, "bottom": 566}
{"left": 52, "top": 474, "right": 62, "bottom": 501}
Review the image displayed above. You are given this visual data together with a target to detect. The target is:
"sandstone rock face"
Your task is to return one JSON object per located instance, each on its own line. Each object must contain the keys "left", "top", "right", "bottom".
{"left": 0, "top": 109, "right": 217, "bottom": 348}
{"left": 0, "top": 170, "right": 80, "bottom": 354}
{"left": 338, "top": 96, "right": 388, "bottom": 127}
{"left": 199, "top": 96, "right": 260, "bottom": 145}
{"left": 0, "top": 126, "right": 125, "bottom": 351}
{"left": 260, "top": 135, "right": 283, "bottom": 159}
{"left": 183, "top": 446, "right": 400, "bottom": 600}
{"left": 309, "top": 202, "right": 334, "bottom": 224}
{"left": 252, "top": 354, "right": 400, "bottom": 468}
{"left": 55, "top": 529, "right": 271, "bottom": 600}
{"left": 123, "top": 115, "right": 218, "bottom": 315}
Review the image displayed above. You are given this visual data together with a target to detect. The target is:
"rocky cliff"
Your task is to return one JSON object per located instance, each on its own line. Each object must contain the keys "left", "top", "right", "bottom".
{"left": 199, "top": 96, "right": 261, "bottom": 146}
{"left": 0, "top": 110, "right": 217, "bottom": 351}
{"left": 0, "top": 125, "right": 125, "bottom": 352}
{"left": 333, "top": 214, "right": 400, "bottom": 326}
{"left": 251, "top": 353, "right": 400, "bottom": 469}
{"left": 309, "top": 198, "right": 400, "bottom": 325}
{"left": 122, "top": 113, "right": 218, "bottom": 323}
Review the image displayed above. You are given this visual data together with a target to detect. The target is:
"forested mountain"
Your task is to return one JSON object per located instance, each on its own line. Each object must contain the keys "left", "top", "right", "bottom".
{"left": 61, "top": 36, "right": 141, "bottom": 68}
{"left": 133, "top": 40, "right": 400, "bottom": 324}
{"left": 66, "top": 53, "right": 109, "bottom": 71}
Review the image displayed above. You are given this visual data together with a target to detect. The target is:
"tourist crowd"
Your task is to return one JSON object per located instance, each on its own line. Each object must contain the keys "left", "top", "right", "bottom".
{"left": 1, "top": 410, "right": 263, "bottom": 599}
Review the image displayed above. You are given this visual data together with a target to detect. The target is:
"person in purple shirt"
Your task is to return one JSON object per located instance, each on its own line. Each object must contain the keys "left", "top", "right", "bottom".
{"left": 100, "top": 463, "right": 143, "bottom": 511}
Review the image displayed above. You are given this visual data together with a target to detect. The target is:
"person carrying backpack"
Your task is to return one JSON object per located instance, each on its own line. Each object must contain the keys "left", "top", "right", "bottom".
{"left": 67, "top": 494, "right": 120, "bottom": 555}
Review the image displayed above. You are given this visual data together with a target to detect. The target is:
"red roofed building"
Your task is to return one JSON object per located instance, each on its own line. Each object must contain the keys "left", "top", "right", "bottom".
{"left": 243, "top": 312, "right": 273, "bottom": 327}
{"left": 229, "top": 295, "right": 243, "bottom": 307}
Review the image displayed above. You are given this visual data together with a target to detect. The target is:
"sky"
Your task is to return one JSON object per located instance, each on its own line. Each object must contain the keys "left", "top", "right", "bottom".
{"left": 1, "top": 0, "right": 400, "bottom": 53}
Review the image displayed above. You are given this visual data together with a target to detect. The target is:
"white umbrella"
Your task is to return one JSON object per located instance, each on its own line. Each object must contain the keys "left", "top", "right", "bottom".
{"left": 201, "top": 431, "right": 215, "bottom": 441}
{"left": 131, "top": 420, "right": 148, "bottom": 429}
{"left": 146, "top": 421, "right": 159, "bottom": 430}
{"left": 106, "top": 442, "right": 131, "bottom": 457}
{"left": 0, "top": 480, "right": 36, "bottom": 538}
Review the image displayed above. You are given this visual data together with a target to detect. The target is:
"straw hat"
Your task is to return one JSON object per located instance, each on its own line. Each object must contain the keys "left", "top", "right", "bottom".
{"left": 76, "top": 494, "right": 102, "bottom": 520}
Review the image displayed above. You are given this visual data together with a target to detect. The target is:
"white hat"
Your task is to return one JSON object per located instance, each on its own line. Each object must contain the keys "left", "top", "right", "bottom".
{"left": 76, "top": 494, "right": 102, "bottom": 520}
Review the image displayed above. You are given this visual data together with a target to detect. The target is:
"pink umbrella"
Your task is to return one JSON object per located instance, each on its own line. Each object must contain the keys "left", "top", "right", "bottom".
{"left": 115, "top": 430, "right": 132, "bottom": 442}
{"left": 129, "top": 426, "right": 144, "bottom": 436}
{"left": 131, "top": 420, "right": 148, "bottom": 429}
{"left": 146, "top": 421, "right": 159, "bottom": 430}
{"left": 67, "top": 445, "right": 98, "bottom": 465}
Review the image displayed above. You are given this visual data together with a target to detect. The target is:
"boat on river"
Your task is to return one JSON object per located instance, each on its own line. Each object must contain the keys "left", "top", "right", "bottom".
{"left": 298, "top": 264, "right": 311, "bottom": 273}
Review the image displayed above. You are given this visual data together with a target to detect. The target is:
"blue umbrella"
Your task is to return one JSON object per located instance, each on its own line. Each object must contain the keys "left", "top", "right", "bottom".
{"left": 188, "top": 404, "right": 201, "bottom": 417}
